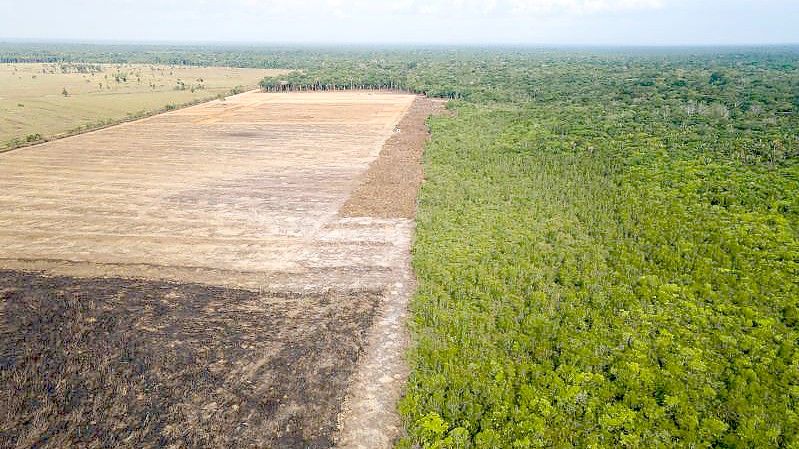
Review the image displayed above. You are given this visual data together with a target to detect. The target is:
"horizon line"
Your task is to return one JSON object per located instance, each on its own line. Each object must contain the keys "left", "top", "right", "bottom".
{"left": 1, "top": 37, "right": 799, "bottom": 49}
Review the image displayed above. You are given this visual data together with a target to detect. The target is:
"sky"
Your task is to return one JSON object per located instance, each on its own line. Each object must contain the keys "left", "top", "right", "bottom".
{"left": 0, "top": 0, "right": 797, "bottom": 46}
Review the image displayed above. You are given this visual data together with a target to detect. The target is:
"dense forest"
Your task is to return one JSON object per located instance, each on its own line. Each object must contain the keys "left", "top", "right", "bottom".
{"left": 2, "top": 43, "right": 798, "bottom": 447}
{"left": 396, "top": 49, "right": 799, "bottom": 448}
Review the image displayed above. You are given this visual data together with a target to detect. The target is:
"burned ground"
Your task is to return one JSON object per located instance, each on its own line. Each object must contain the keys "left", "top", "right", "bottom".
{"left": 0, "top": 270, "right": 379, "bottom": 449}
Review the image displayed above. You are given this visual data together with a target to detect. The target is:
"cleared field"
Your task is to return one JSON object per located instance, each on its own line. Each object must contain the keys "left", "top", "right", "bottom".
{"left": 0, "top": 91, "right": 427, "bottom": 448}
{"left": 0, "top": 63, "right": 285, "bottom": 148}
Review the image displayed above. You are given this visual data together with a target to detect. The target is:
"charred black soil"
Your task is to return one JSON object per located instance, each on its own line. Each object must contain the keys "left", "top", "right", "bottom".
{"left": 0, "top": 270, "right": 379, "bottom": 449}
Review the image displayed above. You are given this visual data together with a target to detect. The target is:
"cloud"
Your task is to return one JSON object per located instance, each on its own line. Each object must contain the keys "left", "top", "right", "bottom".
{"left": 509, "top": 0, "right": 665, "bottom": 14}
{"left": 235, "top": 0, "right": 665, "bottom": 17}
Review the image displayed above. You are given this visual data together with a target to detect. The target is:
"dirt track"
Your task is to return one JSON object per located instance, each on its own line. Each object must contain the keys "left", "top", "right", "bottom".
{"left": 0, "top": 91, "right": 437, "bottom": 448}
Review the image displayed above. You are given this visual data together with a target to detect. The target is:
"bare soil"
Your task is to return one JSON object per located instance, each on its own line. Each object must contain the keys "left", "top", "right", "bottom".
{"left": 340, "top": 97, "right": 447, "bottom": 219}
{"left": 0, "top": 91, "right": 438, "bottom": 449}
{"left": 0, "top": 91, "right": 415, "bottom": 291}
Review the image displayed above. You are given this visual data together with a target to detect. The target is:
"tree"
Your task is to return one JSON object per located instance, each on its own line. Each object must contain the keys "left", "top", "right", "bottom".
{"left": 709, "top": 71, "right": 728, "bottom": 85}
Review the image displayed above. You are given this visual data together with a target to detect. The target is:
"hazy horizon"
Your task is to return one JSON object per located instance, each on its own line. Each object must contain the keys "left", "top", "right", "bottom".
{"left": 1, "top": 0, "right": 797, "bottom": 46}
{"left": 2, "top": 39, "right": 798, "bottom": 49}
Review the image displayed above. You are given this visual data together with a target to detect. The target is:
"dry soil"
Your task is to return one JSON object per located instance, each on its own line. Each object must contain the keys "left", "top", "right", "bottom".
{"left": 0, "top": 91, "right": 438, "bottom": 448}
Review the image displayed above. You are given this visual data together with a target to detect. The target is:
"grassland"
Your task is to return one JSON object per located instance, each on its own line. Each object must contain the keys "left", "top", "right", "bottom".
{"left": 0, "top": 63, "right": 284, "bottom": 148}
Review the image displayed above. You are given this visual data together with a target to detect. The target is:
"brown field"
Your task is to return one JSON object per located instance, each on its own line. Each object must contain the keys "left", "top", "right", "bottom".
{"left": 0, "top": 63, "right": 285, "bottom": 148}
{"left": 0, "top": 91, "right": 439, "bottom": 448}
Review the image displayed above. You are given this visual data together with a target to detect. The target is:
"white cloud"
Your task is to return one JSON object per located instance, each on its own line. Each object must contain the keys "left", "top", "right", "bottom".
{"left": 235, "top": 0, "right": 664, "bottom": 17}
{"left": 509, "top": 0, "right": 664, "bottom": 14}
